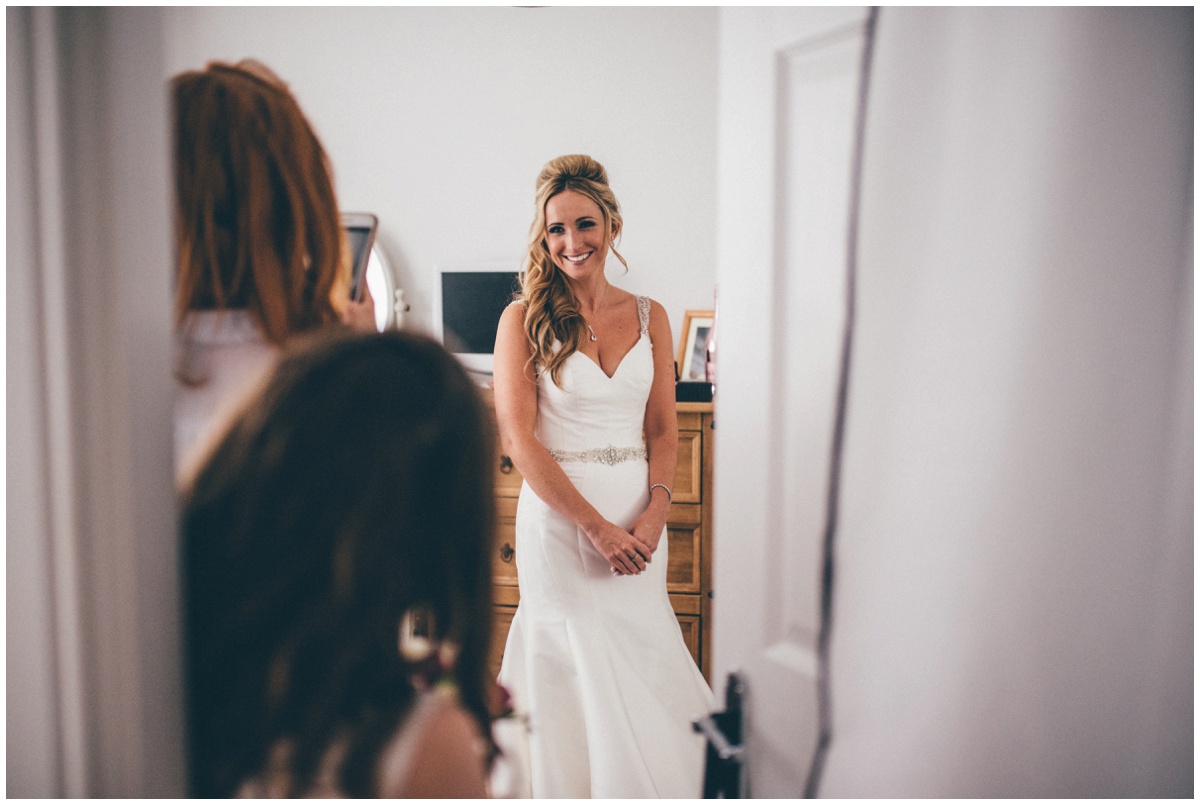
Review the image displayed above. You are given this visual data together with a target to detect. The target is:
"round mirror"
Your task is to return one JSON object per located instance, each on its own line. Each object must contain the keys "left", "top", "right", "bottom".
{"left": 363, "top": 244, "right": 406, "bottom": 331}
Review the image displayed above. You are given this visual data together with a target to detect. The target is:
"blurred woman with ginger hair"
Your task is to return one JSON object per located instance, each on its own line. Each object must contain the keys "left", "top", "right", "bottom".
{"left": 172, "top": 59, "right": 374, "bottom": 481}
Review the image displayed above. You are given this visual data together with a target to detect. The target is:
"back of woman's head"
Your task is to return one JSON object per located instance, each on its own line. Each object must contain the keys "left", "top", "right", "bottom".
{"left": 182, "top": 330, "right": 495, "bottom": 797}
{"left": 172, "top": 60, "right": 346, "bottom": 345}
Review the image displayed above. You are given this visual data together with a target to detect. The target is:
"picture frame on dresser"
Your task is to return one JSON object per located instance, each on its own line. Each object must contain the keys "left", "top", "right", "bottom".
{"left": 677, "top": 309, "right": 714, "bottom": 382}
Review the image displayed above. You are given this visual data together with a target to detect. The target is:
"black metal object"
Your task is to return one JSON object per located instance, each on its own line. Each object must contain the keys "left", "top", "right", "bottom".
{"left": 676, "top": 381, "right": 714, "bottom": 402}
{"left": 693, "top": 671, "right": 747, "bottom": 798}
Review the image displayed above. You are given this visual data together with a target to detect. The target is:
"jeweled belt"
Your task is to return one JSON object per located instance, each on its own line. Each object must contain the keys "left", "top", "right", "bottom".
{"left": 548, "top": 445, "right": 647, "bottom": 466}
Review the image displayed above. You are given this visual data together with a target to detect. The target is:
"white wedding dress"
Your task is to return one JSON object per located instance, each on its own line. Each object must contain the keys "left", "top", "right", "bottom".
{"left": 498, "top": 296, "right": 714, "bottom": 798}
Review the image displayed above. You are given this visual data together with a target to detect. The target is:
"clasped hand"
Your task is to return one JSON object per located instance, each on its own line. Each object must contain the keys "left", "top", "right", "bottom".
{"left": 615, "top": 508, "right": 668, "bottom": 576}
{"left": 587, "top": 520, "right": 653, "bottom": 576}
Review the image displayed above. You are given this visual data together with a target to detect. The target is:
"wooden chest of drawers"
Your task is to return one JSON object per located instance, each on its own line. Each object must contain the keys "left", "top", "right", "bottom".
{"left": 487, "top": 400, "right": 714, "bottom": 685}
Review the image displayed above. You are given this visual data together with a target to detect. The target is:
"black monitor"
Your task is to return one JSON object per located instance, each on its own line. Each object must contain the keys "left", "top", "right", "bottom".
{"left": 432, "top": 262, "right": 521, "bottom": 378}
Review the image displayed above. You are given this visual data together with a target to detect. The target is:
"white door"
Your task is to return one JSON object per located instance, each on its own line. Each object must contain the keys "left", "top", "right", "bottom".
{"left": 710, "top": 6, "right": 872, "bottom": 797}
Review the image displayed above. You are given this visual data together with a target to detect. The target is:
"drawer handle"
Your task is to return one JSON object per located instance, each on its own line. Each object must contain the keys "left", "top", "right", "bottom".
{"left": 499, "top": 455, "right": 514, "bottom": 475}
{"left": 499, "top": 542, "right": 515, "bottom": 563}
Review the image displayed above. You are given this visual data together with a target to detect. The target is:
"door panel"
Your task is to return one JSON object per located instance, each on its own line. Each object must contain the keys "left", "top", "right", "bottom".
{"left": 713, "top": 6, "right": 870, "bottom": 797}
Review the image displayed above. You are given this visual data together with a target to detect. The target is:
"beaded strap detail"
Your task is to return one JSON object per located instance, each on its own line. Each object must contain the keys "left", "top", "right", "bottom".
{"left": 549, "top": 445, "right": 648, "bottom": 465}
{"left": 636, "top": 295, "right": 651, "bottom": 336}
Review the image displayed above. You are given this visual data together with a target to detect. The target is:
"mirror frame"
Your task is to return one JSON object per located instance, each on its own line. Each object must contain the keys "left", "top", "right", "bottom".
{"left": 364, "top": 243, "right": 406, "bottom": 331}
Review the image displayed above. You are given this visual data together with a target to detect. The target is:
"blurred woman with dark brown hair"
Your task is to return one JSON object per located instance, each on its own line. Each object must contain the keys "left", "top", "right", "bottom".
{"left": 171, "top": 59, "right": 375, "bottom": 481}
{"left": 182, "top": 330, "right": 496, "bottom": 797}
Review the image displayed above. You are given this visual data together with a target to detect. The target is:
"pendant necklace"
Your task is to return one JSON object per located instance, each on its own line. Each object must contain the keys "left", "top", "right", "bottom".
{"left": 585, "top": 282, "right": 610, "bottom": 342}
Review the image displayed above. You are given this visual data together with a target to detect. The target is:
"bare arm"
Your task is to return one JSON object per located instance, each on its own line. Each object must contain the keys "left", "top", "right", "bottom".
{"left": 628, "top": 300, "right": 679, "bottom": 555}
{"left": 493, "top": 304, "right": 651, "bottom": 575}
{"left": 391, "top": 703, "right": 489, "bottom": 798}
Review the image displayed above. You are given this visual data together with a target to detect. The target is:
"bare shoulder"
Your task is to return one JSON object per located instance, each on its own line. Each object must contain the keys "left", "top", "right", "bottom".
{"left": 494, "top": 297, "right": 537, "bottom": 399}
{"left": 498, "top": 299, "right": 526, "bottom": 331}
{"left": 496, "top": 300, "right": 531, "bottom": 360}
{"left": 393, "top": 700, "right": 488, "bottom": 798}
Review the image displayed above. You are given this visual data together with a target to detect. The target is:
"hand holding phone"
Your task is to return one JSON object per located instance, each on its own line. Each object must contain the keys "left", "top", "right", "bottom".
{"left": 341, "top": 212, "right": 378, "bottom": 303}
{"left": 341, "top": 277, "right": 377, "bottom": 333}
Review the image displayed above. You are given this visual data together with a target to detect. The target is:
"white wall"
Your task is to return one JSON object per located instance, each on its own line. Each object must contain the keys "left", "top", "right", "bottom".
{"left": 819, "top": 7, "right": 1192, "bottom": 796}
{"left": 162, "top": 7, "right": 719, "bottom": 342}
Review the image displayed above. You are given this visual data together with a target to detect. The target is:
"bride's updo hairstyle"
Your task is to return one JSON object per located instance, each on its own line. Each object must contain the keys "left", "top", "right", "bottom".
{"left": 520, "top": 154, "right": 628, "bottom": 387}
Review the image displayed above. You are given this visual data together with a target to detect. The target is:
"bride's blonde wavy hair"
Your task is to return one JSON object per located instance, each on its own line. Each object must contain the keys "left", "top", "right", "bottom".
{"left": 519, "top": 154, "right": 628, "bottom": 387}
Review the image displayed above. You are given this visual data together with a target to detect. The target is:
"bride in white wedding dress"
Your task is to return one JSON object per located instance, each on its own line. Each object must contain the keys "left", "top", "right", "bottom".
{"left": 492, "top": 155, "right": 713, "bottom": 798}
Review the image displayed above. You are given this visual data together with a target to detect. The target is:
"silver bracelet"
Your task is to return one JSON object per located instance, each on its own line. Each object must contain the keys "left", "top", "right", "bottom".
{"left": 649, "top": 483, "right": 673, "bottom": 503}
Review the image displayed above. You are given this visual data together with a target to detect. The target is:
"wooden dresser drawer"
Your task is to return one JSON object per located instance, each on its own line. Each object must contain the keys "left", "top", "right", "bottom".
{"left": 666, "top": 503, "right": 702, "bottom": 593}
{"left": 494, "top": 452, "right": 524, "bottom": 498}
{"left": 673, "top": 430, "right": 703, "bottom": 504}
{"left": 492, "top": 497, "right": 519, "bottom": 587}
{"left": 490, "top": 605, "right": 517, "bottom": 677}
{"left": 669, "top": 593, "right": 702, "bottom": 669}
{"left": 674, "top": 612, "right": 701, "bottom": 670}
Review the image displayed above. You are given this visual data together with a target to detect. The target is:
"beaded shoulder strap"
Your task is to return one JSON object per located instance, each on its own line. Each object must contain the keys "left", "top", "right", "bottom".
{"left": 636, "top": 295, "right": 651, "bottom": 337}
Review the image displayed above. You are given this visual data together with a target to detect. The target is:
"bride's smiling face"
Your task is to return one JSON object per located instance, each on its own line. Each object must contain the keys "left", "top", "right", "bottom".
{"left": 544, "top": 190, "right": 615, "bottom": 281}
